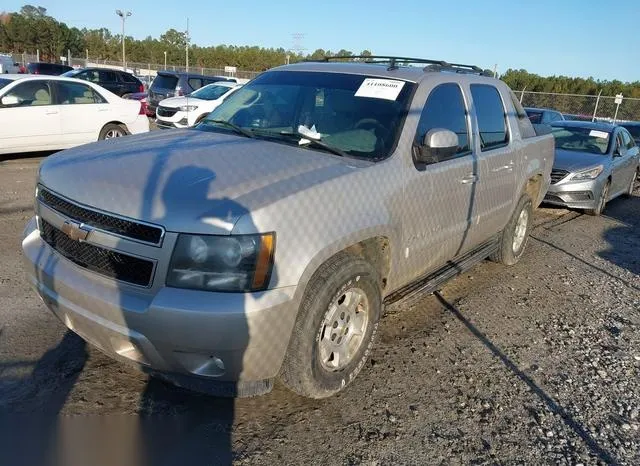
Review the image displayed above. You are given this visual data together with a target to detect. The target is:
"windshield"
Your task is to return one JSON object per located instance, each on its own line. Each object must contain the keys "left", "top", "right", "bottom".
{"left": 191, "top": 84, "right": 234, "bottom": 100}
{"left": 0, "top": 78, "right": 11, "bottom": 90}
{"left": 551, "top": 126, "right": 612, "bottom": 155}
{"left": 200, "top": 71, "right": 415, "bottom": 159}
{"left": 61, "top": 69, "right": 82, "bottom": 78}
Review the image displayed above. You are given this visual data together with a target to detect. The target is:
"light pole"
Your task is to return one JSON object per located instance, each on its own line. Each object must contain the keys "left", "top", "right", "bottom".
{"left": 164, "top": 51, "right": 167, "bottom": 69}
{"left": 116, "top": 9, "right": 132, "bottom": 71}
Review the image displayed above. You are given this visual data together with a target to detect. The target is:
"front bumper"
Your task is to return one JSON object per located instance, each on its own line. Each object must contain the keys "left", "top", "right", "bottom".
{"left": 544, "top": 176, "right": 605, "bottom": 210}
{"left": 156, "top": 110, "right": 195, "bottom": 129}
{"left": 22, "top": 217, "right": 299, "bottom": 384}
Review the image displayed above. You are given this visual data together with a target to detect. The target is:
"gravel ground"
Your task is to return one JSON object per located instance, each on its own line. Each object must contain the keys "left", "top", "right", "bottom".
{"left": 0, "top": 151, "right": 638, "bottom": 465}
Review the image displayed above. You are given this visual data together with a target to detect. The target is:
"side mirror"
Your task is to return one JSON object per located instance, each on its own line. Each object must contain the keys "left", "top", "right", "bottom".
{"left": 613, "top": 147, "right": 623, "bottom": 157}
{"left": 1, "top": 95, "right": 19, "bottom": 106}
{"left": 416, "top": 128, "right": 459, "bottom": 164}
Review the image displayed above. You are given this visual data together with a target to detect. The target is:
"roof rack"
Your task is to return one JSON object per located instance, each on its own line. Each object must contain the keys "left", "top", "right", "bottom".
{"left": 303, "top": 55, "right": 493, "bottom": 76}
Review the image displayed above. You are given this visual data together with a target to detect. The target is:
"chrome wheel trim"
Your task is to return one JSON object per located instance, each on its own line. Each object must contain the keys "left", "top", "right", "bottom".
{"left": 318, "top": 287, "right": 369, "bottom": 372}
{"left": 512, "top": 208, "right": 529, "bottom": 253}
{"left": 104, "top": 128, "right": 124, "bottom": 139}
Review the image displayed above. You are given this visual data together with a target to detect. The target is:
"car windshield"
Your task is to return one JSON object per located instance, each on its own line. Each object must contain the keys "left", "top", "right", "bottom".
{"left": 0, "top": 78, "right": 11, "bottom": 90}
{"left": 551, "top": 126, "right": 612, "bottom": 155}
{"left": 526, "top": 110, "right": 543, "bottom": 124}
{"left": 61, "top": 69, "right": 82, "bottom": 77}
{"left": 199, "top": 71, "right": 415, "bottom": 160}
{"left": 190, "top": 84, "right": 234, "bottom": 100}
{"left": 622, "top": 124, "right": 640, "bottom": 140}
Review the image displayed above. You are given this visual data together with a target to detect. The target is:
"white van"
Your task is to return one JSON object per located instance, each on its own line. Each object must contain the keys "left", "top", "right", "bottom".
{"left": 0, "top": 54, "right": 19, "bottom": 74}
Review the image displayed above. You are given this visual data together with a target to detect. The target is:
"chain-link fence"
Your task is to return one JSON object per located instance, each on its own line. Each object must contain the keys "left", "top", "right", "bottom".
{"left": 11, "top": 53, "right": 261, "bottom": 81}
{"left": 517, "top": 90, "right": 640, "bottom": 124}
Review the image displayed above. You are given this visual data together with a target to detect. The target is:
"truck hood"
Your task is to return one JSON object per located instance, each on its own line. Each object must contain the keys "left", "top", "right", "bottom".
{"left": 38, "top": 129, "right": 363, "bottom": 234}
{"left": 553, "top": 149, "right": 608, "bottom": 172}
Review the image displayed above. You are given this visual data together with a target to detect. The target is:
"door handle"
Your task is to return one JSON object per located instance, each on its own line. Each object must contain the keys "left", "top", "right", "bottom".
{"left": 459, "top": 174, "right": 478, "bottom": 184}
{"left": 98, "top": 108, "right": 109, "bottom": 112}
{"left": 492, "top": 164, "right": 514, "bottom": 173}
{"left": 45, "top": 109, "right": 58, "bottom": 115}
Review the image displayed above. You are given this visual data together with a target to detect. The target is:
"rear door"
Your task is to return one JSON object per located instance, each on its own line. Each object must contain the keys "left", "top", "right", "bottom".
{"left": 0, "top": 79, "right": 61, "bottom": 152}
{"left": 402, "top": 82, "right": 477, "bottom": 282}
{"left": 467, "top": 83, "right": 517, "bottom": 245}
{"left": 54, "top": 80, "right": 111, "bottom": 145}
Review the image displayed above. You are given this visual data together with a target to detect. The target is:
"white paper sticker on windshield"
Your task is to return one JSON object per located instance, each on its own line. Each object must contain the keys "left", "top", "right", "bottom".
{"left": 589, "top": 130, "right": 609, "bottom": 139}
{"left": 355, "top": 78, "right": 405, "bottom": 101}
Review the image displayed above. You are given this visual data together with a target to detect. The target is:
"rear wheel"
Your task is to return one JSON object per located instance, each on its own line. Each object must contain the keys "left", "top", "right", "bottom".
{"left": 121, "top": 93, "right": 132, "bottom": 99}
{"left": 586, "top": 180, "right": 610, "bottom": 216}
{"left": 491, "top": 194, "right": 533, "bottom": 266}
{"left": 279, "top": 253, "right": 382, "bottom": 399}
{"left": 98, "top": 123, "right": 127, "bottom": 140}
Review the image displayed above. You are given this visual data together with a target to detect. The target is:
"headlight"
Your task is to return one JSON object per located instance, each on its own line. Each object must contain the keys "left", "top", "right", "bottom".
{"left": 178, "top": 105, "right": 198, "bottom": 112}
{"left": 571, "top": 165, "right": 604, "bottom": 181}
{"left": 167, "top": 233, "right": 275, "bottom": 292}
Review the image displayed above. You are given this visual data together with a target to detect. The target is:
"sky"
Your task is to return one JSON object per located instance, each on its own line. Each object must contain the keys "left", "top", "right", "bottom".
{"left": 4, "top": 0, "right": 640, "bottom": 82}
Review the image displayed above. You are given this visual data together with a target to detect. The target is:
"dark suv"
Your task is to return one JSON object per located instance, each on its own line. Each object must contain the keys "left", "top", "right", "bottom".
{"left": 26, "top": 62, "right": 73, "bottom": 75}
{"left": 147, "top": 71, "right": 238, "bottom": 116}
{"left": 61, "top": 68, "right": 144, "bottom": 97}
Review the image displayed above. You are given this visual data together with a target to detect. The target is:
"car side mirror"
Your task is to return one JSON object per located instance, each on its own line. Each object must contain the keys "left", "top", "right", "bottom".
{"left": 416, "top": 128, "right": 459, "bottom": 164}
{"left": 0, "top": 95, "right": 19, "bottom": 106}
{"left": 613, "top": 147, "right": 623, "bottom": 157}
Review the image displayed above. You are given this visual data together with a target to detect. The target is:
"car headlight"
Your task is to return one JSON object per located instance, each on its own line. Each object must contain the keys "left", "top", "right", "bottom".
{"left": 178, "top": 105, "right": 198, "bottom": 112}
{"left": 571, "top": 165, "right": 604, "bottom": 181}
{"left": 167, "top": 233, "right": 275, "bottom": 292}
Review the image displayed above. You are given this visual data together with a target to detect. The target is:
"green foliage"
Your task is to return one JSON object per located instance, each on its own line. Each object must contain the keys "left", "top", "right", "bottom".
{"left": 501, "top": 68, "right": 640, "bottom": 97}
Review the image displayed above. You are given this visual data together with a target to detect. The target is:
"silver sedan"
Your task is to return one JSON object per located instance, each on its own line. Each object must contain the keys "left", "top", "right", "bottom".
{"left": 544, "top": 121, "right": 639, "bottom": 215}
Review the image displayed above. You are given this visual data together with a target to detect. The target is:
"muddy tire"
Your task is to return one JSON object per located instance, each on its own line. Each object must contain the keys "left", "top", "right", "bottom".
{"left": 279, "top": 253, "right": 382, "bottom": 399}
{"left": 98, "top": 123, "right": 127, "bottom": 140}
{"left": 491, "top": 194, "right": 533, "bottom": 266}
{"left": 586, "top": 180, "right": 610, "bottom": 216}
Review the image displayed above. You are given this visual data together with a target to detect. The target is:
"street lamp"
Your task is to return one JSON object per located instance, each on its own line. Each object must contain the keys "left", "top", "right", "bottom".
{"left": 164, "top": 51, "right": 167, "bottom": 69}
{"left": 116, "top": 9, "right": 132, "bottom": 71}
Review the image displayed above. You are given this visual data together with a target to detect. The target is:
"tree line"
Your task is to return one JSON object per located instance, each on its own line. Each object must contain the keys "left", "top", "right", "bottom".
{"left": 1, "top": 4, "right": 639, "bottom": 98}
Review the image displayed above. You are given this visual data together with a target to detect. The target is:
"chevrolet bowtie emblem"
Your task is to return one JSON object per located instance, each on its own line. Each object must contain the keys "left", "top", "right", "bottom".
{"left": 61, "top": 220, "right": 90, "bottom": 242}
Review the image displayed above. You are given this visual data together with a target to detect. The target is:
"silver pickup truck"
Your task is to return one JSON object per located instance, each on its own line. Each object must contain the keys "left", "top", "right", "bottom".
{"left": 22, "top": 57, "right": 554, "bottom": 399}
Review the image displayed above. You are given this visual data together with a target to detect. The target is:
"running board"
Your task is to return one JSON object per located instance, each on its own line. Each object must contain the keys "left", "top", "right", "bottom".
{"left": 383, "top": 236, "right": 500, "bottom": 306}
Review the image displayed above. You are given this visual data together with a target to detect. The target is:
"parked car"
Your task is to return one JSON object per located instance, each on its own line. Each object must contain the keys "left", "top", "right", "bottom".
{"left": 61, "top": 68, "right": 145, "bottom": 98}
{"left": 619, "top": 121, "right": 640, "bottom": 145}
{"left": 25, "top": 62, "right": 73, "bottom": 76}
{"left": 156, "top": 81, "right": 241, "bottom": 128}
{"left": 0, "top": 74, "right": 149, "bottom": 154}
{"left": 525, "top": 107, "right": 565, "bottom": 124}
{"left": 22, "top": 57, "right": 554, "bottom": 399}
{"left": 544, "top": 121, "right": 639, "bottom": 215}
{"left": 147, "top": 71, "right": 238, "bottom": 116}
{"left": 0, "top": 54, "right": 20, "bottom": 74}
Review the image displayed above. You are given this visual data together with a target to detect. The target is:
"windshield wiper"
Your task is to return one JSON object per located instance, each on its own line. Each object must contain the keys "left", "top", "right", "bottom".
{"left": 279, "top": 130, "right": 349, "bottom": 158}
{"left": 204, "top": 119, "right": 254, "bottom": 138}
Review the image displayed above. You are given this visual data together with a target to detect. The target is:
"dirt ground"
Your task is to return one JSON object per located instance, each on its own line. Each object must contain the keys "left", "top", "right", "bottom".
{"left": 0, "top": 152, "right": 638, "bottom": 466}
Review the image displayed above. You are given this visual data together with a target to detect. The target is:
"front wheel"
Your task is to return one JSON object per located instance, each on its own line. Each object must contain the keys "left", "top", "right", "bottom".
{"left": 279, "top": 254, "right": 382, "bottom": 399}
{"left": 491, "top": 194, "right": 533, "bottom": 266}
{"left": 586, "top": 180, "right": 610, "bottom": 216}
{"left": 98, "top": 123, "right": 127, "bottom": 140}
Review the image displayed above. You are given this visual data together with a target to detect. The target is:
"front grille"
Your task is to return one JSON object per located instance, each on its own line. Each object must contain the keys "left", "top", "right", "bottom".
{"left": 40, "top": 220, "right": 154, "bottom": 287}
{"left": 157, "top": 106, "right": 177, "bottom": 117}
{"left": 38, "top": 188, "right": 163, "bottom": 245}
{"left": 550, "top": 169, "right": 569, "bottom": 185}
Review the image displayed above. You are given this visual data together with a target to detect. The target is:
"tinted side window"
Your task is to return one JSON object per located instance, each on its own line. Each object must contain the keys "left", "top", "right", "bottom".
{"left": 188, "top": 78, "right": 203, "bottom": 90}
{"left": 56, "top": 81, "right": 106, "bottom": 105}
{"left": 414, "top": 83, "right": 470, "bottom": 159}
{"left": 121, "top": 72, "right": 137, "bottom": 83}
{"left": 621, "top": 129, "right": 634, "bottom": 149}
{"left": 471, "top": 84, "right": 509, "bottom": 151}
{"left": 98, "top": 70, "right": 117, "bottom": 82}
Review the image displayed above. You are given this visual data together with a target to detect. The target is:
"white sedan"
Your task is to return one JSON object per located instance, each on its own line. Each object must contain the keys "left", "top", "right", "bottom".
{"left": 155, "top": 81, "right": 241, "bottom": 129}
{"left": 0, "top": 74, "right": 149, "bottom": 154}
